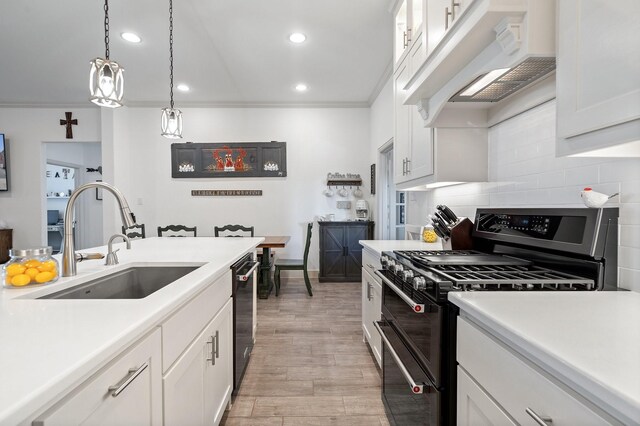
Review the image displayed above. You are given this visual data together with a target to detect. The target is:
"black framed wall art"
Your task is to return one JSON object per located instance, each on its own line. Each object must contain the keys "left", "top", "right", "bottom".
{"left": 171, "top": 141, "right": 287, "bottom": 178}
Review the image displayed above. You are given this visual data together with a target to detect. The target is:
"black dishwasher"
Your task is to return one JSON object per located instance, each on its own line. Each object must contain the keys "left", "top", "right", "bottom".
{"left": 231, "top": 253, "right": 259, "bottom": 394}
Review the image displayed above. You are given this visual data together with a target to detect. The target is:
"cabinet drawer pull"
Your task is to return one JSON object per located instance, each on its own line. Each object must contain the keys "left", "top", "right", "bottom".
{"left": 366, "top": 282, "right": 372, "bottom": 301}
{"left": 108, "top": 362, "right": 148, "bottom": 397}
{"left": 403, "top": 31, "right": 408, "bottom": 48}
{"left": 366, "top": 263, "right": 376, "bottom": 271}
{"left": 445, "top": 7, "right": 452, "bottom": 30}
{"left": 526, "top": 408, "right": 553, "bottom": 425}
{"left": 214, "top": 330, "right": 220, "bottom": 360}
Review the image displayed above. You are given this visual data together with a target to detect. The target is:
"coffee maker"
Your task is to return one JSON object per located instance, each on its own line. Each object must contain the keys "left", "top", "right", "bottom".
{"left": 355, "top": 200, "right": 369, "bottom": 221}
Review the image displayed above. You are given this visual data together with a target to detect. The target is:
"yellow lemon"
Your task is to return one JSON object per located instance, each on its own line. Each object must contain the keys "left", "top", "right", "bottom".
{"left": 25, "top": 268, "right": 40, "bottom": 280}
{"left": 5, "top": 264, "right": 26, "bottom": 277}
{"left": 35, "top": 271, "right": 55, "bottom": 284}
{"left": 38, "top": 260, "right": 56, "bottom": 272}
{"left": 5, "top": 275, "right": 12, "bottom": 285}
{"left": 11, "top": 274, "right": 31, "bottom": 287}
{"left": 24, "top": 259, "right": 42, "bottom": 269}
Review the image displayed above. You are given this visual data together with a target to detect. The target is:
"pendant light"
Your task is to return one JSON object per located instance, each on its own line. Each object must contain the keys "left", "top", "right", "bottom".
{"left": 161, "top": 0, "right": 183, "bottom": 139}
{"left": 89, "top": 0, "right": 124, "bottom": 108}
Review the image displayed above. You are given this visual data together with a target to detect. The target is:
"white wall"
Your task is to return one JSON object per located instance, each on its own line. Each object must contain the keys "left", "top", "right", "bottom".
{"left": 105, "top": 106, "right": 372, "bottom": 271}
{"left": 0, "top": 108, "right": 101, "bottom": 248}
{"left": 413, "top": 100, "right": 640, "bottom": 292}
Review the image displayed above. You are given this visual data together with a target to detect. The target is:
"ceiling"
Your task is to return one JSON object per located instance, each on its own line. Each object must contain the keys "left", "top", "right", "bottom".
{"left": 0, "top": 0, "right": 392, "bottom": 108}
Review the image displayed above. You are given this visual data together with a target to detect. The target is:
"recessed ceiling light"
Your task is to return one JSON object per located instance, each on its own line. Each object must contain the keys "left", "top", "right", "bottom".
{"left": 295, "top": 84, "right": 308, "bottom": 92}
{"left": 176, "top": 84, "right": 190, "bottom": 92}
{"left": 121, "top": 32, "right": 141, "bottom": 43}
{"left": 289, "top": 33, "right": 306, "bottom": 43}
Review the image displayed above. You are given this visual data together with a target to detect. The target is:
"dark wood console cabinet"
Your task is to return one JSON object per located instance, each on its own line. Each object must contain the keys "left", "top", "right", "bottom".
{"left": 318, "top": 221, "right": 374, "bottom": 282}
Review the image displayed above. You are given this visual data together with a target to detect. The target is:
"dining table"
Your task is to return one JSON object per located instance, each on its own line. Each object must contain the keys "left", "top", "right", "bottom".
{"left": 257, "top": 236, "right": 290, "bottom": 299}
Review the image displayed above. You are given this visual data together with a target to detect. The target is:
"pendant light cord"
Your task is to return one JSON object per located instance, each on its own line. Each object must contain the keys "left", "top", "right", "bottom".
{"left": 169, "top": 0, "right": 175, "bottom": 109}
{"left": 104, "top": 0, "right": 110, "bottom": 59}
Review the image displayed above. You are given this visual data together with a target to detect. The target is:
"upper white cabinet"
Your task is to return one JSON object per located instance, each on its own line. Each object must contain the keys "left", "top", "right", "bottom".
{"left": 393, "top": 0, "right": 427, "bottom": 70}
{"left": 427, "top": 0, "right": 473, "bottom": 54}
{"left": 556, "top": 0, "right": 640, "bottom": 157}
{"left": 394, "top": 55, "right": 435, "bottom": 186}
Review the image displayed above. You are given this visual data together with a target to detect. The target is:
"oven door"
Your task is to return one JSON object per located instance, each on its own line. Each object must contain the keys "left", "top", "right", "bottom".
{"left": 375, "top": 320, "right": 441, "bottom": 426}
{"left": 376, "top": 270, "right": 444, "bottom": 387}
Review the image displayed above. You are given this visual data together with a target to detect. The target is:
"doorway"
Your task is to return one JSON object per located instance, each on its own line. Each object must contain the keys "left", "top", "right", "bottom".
{"left": 43, "top": 142, "right": 103, "bottom": 250}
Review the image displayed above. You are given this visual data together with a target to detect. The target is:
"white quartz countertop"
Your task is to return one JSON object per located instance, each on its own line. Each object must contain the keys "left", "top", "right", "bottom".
{"left": 359, "top": 239, "right": 442, "bottom": 255}
{"left": 448, "top": 291, "right": 640, "bottom": 424}
{"left": 0, "top": 236, "right": 262, "bottom": 425}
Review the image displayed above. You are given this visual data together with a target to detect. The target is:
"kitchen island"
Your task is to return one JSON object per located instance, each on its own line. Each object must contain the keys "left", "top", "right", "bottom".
{"left": 450, "top": 291, "right": 640, "bottom": 425}
{"left": 0, "top": 236, "right": 262, "bottom": 425}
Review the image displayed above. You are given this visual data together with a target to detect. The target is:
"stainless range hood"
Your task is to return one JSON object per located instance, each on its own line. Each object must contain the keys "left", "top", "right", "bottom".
{"left": 450, "top": 57, "right": 556, "bottom": 102}
{"left": 403, "top": 0, "right": 556, "bottom": 127}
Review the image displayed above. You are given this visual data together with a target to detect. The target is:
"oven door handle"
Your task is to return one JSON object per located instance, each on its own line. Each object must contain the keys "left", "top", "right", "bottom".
{"left": 374, "top": 270, "right": 425, "bottom": 314}
{"left": 237, "top": 261, "right": 260, "bottom": 282}
{"left": 373, "top": 321, "right": 426, "bottom": 394}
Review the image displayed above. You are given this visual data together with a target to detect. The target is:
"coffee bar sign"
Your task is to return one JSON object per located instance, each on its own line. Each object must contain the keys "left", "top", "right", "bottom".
{"left": 191, "top": 190, "right": 263, "bottom": 196}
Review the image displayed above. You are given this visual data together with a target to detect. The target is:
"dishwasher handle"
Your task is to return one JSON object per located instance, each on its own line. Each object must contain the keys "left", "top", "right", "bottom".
{"left": 237, "top": 261, "right": 260, "bottom": 281}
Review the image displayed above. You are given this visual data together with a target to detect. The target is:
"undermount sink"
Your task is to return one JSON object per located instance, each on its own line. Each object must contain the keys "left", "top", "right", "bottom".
{"left": 39, "top": 266, "right": 200, "bottom": 300}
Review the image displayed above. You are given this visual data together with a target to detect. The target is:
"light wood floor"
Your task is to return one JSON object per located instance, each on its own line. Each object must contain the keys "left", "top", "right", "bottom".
{"left": 221, "top": 278, "right": 389, "bottom": 426}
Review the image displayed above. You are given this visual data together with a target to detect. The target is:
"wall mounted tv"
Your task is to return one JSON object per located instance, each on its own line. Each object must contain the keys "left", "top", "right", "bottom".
{"left": 0, "top": 134, "right": 7, "bottom": 191}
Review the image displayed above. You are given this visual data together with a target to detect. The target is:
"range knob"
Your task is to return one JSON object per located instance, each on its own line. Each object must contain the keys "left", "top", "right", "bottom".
{"left": 385, "top": 259, "right": 396, "bottom": 270}
{"left": 402, "top": 269, "right": 414, "bottom": 282}
{"left": 413, "top": 276, "right": 426, "bottom": 291}
{"left": 380, "top": 255, "right": 389, "bottom": 266}
{"left": 393, "top": 264, "right": 404, "bottom": 275}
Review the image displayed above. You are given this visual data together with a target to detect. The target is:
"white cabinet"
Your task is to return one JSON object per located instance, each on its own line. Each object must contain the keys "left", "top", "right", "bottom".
{"left": 556, "top": 0, "right": 640, "bottom": 156}
{"left": 393, "top": 0, "right": 426, "bottom": 68}
{"left": 33, "top": 329, "right": 162, "bottom": 426}
{"left": 457, "top": 366, "right": 516, "bottom": 426}
{"left": 394, "top": 56, "right": 435, "bottom": 186}
{"left": 427, "top": 0, "right": 473, "bottom": 55}
{"left": 164, "top": 298, "right": 233, "bottom": 426}
{"left": 361, "top": 249, "right": 382, "bottom": 368}
{"left": 457, "top": 317, "right": 614, "bottom": 426}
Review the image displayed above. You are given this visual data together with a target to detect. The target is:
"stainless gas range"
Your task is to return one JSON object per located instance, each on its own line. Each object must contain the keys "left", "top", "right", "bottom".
{"left": 374, "top": 208, "right": 619, "bottom": 425}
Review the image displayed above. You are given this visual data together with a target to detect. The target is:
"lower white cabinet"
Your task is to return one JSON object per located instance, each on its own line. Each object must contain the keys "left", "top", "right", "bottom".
{"left": 457, "top": 366, "right": 516, "bottom": 426}
{"left": 457, "top": 317, "right": 613, "bottom": 426}
{"left": 164, "top": 298, "right": 233, "bottom": 426}
{"left": 361, "top": 266, "right": 382, "bottom": 368}
{"left": 32, "top": 329, "right": 162, "bottom": 426}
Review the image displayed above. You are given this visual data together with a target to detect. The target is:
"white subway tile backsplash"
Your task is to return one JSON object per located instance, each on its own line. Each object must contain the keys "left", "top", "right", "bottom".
{"left": 619, "top": 268, "right": 640, "bottom": 292}
{"left": 419, "top": 100, "right": 640, "bottom": 291}
{"left": 620, "top": 225, "right": 640, "bottom": 249}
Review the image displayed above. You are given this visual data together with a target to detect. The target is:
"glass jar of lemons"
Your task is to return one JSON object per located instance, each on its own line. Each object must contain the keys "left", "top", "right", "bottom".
{"left": 422, "top": 226, "right": 438, "bottom": 243}
{"left": 2, "top": 247, "right": 59, "bottom": 288}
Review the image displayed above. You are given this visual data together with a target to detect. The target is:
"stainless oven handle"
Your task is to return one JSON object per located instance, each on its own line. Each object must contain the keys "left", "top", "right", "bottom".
{"left": 373, "top": 321, "right": 425, "bottom": 394}
{"left": 374, "top": 270, "right": 425, "bottom": 313}
{"left": 237, "top": 261, "right": 260, "bottom": 281}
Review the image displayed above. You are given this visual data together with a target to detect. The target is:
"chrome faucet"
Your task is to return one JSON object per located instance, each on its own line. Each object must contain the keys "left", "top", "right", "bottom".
{"left": 62, "top": 181, "right": 136, "bottom": 276}
{"left": 105, "top": 234, "right": 131, "bottom": 265}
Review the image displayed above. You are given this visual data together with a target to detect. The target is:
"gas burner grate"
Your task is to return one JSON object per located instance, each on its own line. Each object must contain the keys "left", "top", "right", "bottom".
{"left": 433, "top": 265, "right": 594, "bottom": 290}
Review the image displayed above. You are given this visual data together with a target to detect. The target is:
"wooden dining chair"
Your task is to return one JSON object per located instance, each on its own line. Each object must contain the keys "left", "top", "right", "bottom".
{"left": 274, "top": 223, "right": 313, "bottom": 297}
{"left": 122, "top": 224, "right": 145, "bottom": 239}
{"left": 157, "top": 224, "right": 197, "bottom": 237}
{"left": 214, "top": 224, "right": 254, "bottom": 237}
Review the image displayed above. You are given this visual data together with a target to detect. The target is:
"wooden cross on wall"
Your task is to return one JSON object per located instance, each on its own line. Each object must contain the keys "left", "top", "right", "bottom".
{"left": 60, "top": 112, "right": 78, "bottom": 139}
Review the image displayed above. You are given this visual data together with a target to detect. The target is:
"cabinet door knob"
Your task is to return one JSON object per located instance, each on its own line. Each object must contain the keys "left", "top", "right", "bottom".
{"left": 108, "top": 363, "right": 149, "bottom": 397}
